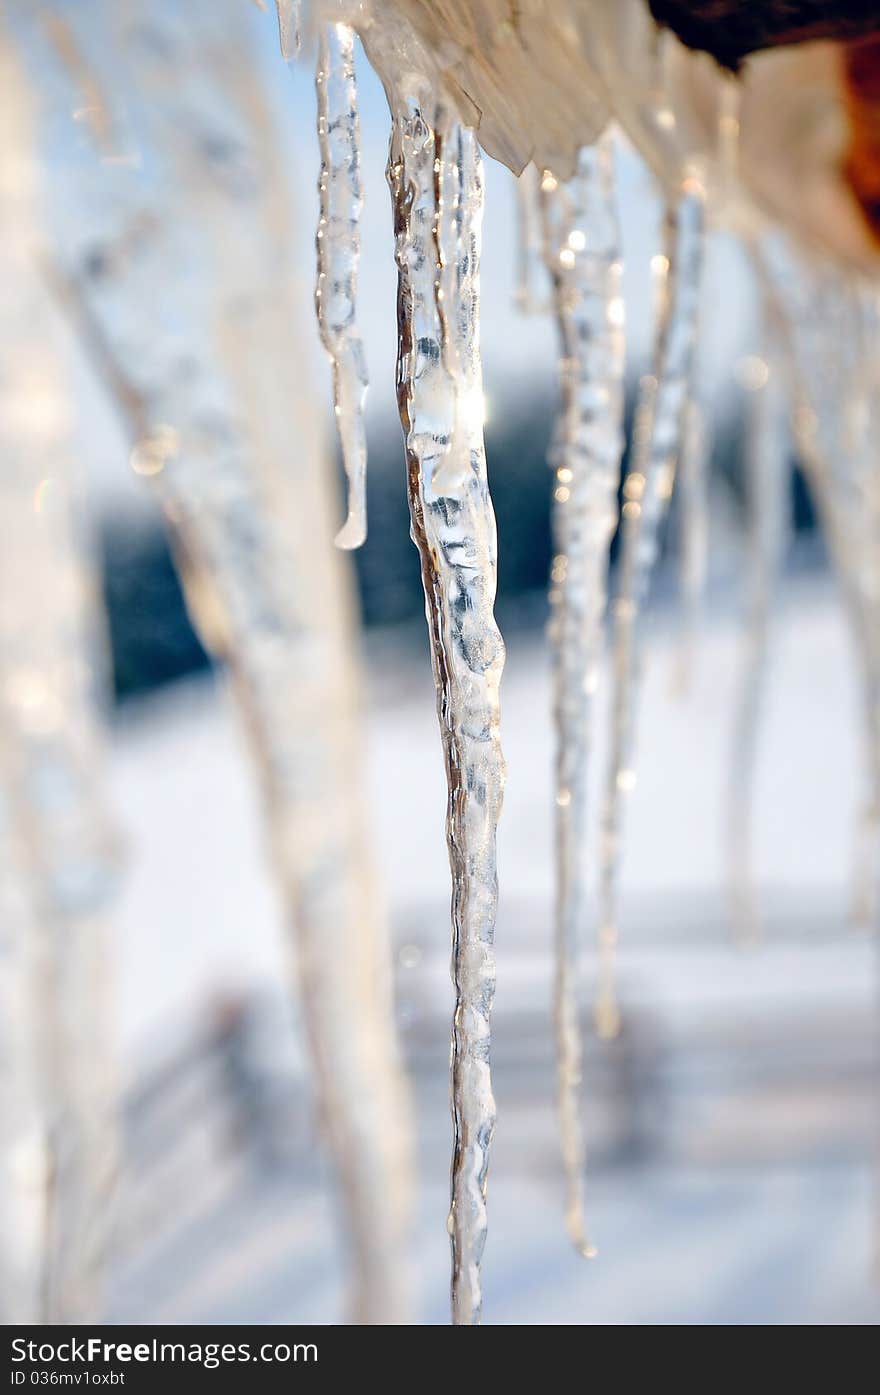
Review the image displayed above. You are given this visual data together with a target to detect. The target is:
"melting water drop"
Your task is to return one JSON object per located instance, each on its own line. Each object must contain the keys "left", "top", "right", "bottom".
{"left": 597, "top": 189, "right": 705, "bottom": 1038}
{"left": 315, "top": 22, "right": 369, "bottom": 549}
{"left": 727, "top": 349, "right": 790, "bottom": 943}
{"left": 387, "top": 93, "right": 505, "bottom": 1326}
{"left": 538, "top": 134, "right": 625, "bottom": 1257}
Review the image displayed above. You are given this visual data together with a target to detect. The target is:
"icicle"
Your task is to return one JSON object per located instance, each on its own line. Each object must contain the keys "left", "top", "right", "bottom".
{"left": 674, "top": 396, "right": 709, "bottom": 691}
{"left": 387, "top": 95, "right": 505, "bottom": 1326}
{"left": 315, "top": 22, "right": 369, "bottom": 549}
{"left": 648, "top": 23, "right": 677, "bottom": 135}
{"left": 716, "top": 73, "right": 741, "bottom": 210}
{"left": 851, "top": 703, "right": 880, "bottom": 930}
{"left": 433, "top": 121, "right": 483, "bottom": 495}
{"left": 756, "top": 246, "right": 880, "bottom": 933}
{"left": 842, "top": 298, "right": 880, "bottom": 930}
{"left": 275, "top": 0, "right": 301, "bottom": 60}
{"left": 514, "top": 163, "right": 548, "bottom": 314}
{"left": 0, "top": 32, "right": 119, "bottom": 1325}
{"left": 33, "top": 0, "right": 414, "bottom": 1324}
{"left": 0, "top": 353, "right": 119, "bottom": 1326}
{"left": 727, "top": 352, "right": 789, "bottom": 942}
{"left": 596, "top": 188, "right": 705, "bottom": 1039}
{"left": 538, "top": 137, "right": 625, "bottom": 1258}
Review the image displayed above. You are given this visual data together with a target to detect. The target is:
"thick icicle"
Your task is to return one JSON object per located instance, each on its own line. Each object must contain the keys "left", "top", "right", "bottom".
{"left": 538, "top": 138, "right": 625, "bottom": 1256}
{"left": 30, "top": 0, "right": 413, "bottom": 1324}
{"left": 315, "top": 22, "right": 369, "bottom": 549}
{"left": 0, "top": 33, "right": 119, "bottom": 1325}
{"left": 727, "top": 352, "right": 789, "bottom": 942}
{"left": 597, "top": 189, "right": 704, "bottom": 1038}
{"left": 387, "top": 96, "right": 505, "bottom": 1326}
{"left": 0, "top": 372, "right": 119, "bottom": 1324}
{"left": 0, "top": 422, "right": 119, "bottom": 1325}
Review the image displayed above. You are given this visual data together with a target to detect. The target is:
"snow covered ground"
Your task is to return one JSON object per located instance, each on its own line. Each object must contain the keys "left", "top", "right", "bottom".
{"left": 104, "top": 574, "right": 879, "bottom": 1324}
{"left": 109, "top": 570, "right": 868, "bottom": 1056}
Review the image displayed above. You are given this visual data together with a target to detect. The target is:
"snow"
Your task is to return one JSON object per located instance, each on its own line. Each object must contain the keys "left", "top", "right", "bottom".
{"left": 109, "top": 572, "right": 863, "bottom": 1059}
{"left": 103, "top": 573, "right": 878, "bottom": 1324}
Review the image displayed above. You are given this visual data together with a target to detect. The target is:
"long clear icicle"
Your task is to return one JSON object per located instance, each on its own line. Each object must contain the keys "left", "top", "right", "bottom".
{"left": 538, "top": 139, "right": 625, "bottom": 1256}
{"left": 387, "top": 97, "right": 505, "bottom": 1326}
{"left": 316, "top": 22, "right": 369, "bottom": 549}
{"left": 597, "top": 189, "right": 704, "bottom": 1038}
{"left": 727, "top": 352, "right": 789, "bottom": 942}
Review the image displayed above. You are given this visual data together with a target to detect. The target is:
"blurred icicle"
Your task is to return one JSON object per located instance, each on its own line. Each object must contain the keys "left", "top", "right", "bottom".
{"left": 26, "top": 0, "right": 413, "bottom": 1324}
{"left": 0, "top": 35, "right": 120, "bottom": 1324}
{"left": 716, "top": 72, "right": 741, "bottom": 214}
{"left": 514, "top": 162, "right": 548, "bottom": 314}
{"left": 538, "top": 137, "right": 625, "bottom": 1258}
{"left": 0, "top": 440, "right": 119, "bottom": 1327}
{"left": 315, "top": 23, "right": 369, "bottom": 548}
{"left": 597, "top": 188, "right": 705, "bottom": 1039}
{"left": 673, "top": 397, "right": 710, "bottom": 691}
{"left": 387, "top": 93, "right": 505, "bottom": 1326}
{"left": 275, "top": 0, "right": 301, "bottom": 60}
{"left": 841, "top": 299, "right": 880, "bottom": 931}
{"left": 727, "top": 350, "right": 790, "bottom": 943}
{"left": 757, "top": 244, "right": 880, "bottom": 930}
